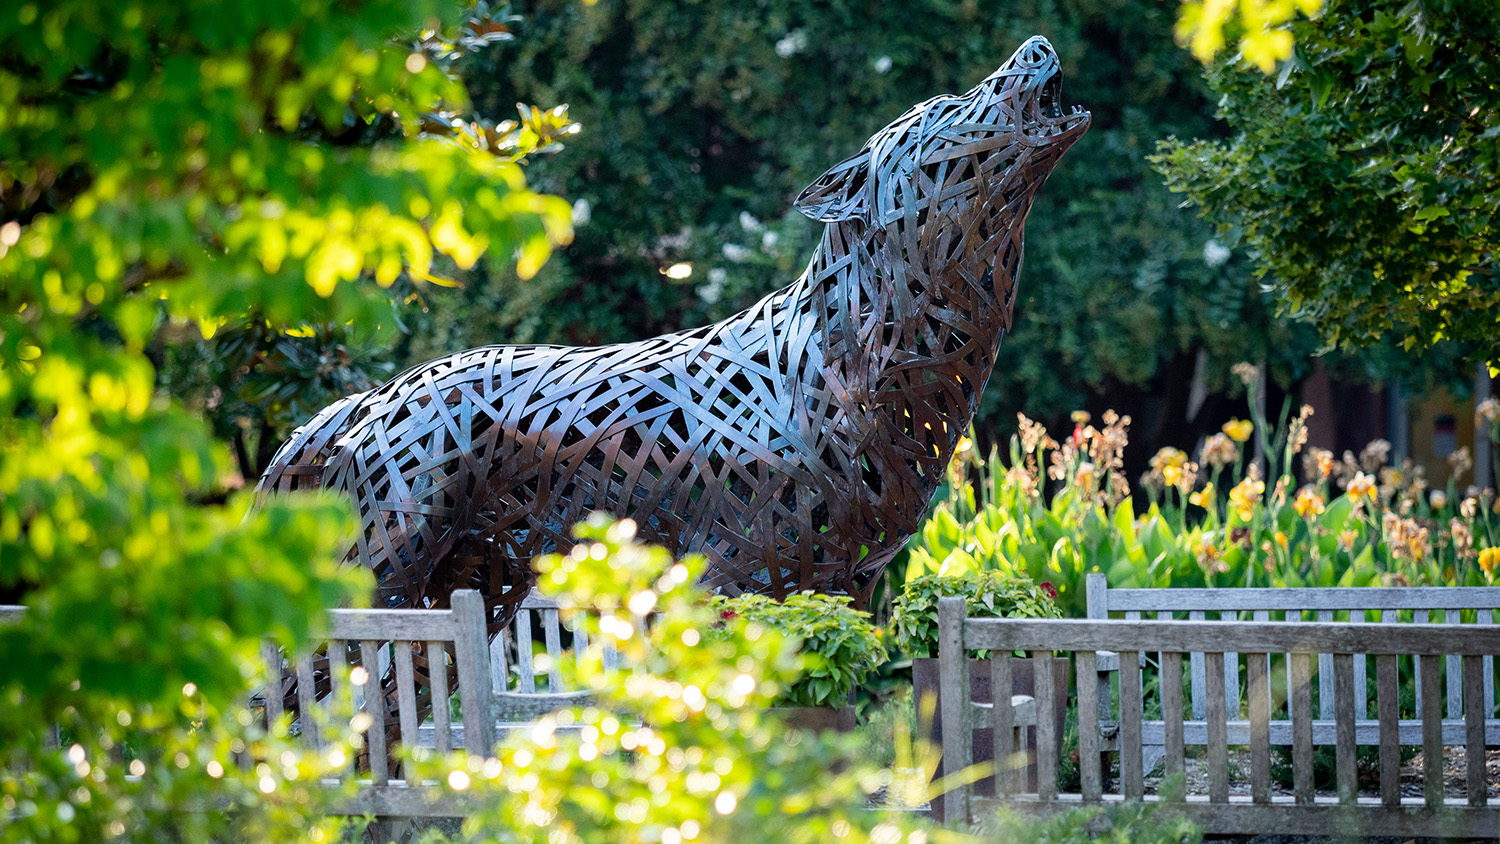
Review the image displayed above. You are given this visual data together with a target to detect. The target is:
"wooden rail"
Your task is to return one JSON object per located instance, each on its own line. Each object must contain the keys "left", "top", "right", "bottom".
{"left": 938, "top": 597, "right": 1500, "bottom": 837}
{"left": 1085, "top": 575, "right": 1500, "bottom": 776}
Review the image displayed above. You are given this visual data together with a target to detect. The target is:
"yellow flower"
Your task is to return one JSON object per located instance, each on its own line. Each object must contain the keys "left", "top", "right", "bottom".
{"left": 1479, "top": 547, "right": 1500, "bottom": 576}
{"left": 1188, "top": 482, "right": 1215, "bottom": 508}
{"left": 1222, "top": 418, "right": 1253, "bottom": 443}
{"left": 1150, "top": 446, "right": 1188, "bottom": 471}
{"left": 1292, "top": 487, "right": 1325, "bottom": 519}
{"left": 1070, "top": 410, "right": 1091, "bottom": 425}
{"left": 1338, "top": 529, "right": 1359, "bottom": 551}
{"left": 1228, "top": 476, "right": 1265, "bottom": 522}
{"left": 1162, "top": 464, "right": 1184, "bottom": 488}
{"left": 1346, "top": 471, "right": 1376, "bottom": 500}
{"left": 1274, "top": 530, "right": 1288, "bottom": 549}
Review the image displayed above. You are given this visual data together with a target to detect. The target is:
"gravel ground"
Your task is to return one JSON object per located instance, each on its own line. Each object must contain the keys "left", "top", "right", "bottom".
{"left": 1143, "top": 747, "right": 1500, "bottom": 801}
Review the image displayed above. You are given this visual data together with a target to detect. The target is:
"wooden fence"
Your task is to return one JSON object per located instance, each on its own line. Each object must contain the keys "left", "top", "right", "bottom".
{"left": 938, "top": 597, "right": 1500, "bottom": 837}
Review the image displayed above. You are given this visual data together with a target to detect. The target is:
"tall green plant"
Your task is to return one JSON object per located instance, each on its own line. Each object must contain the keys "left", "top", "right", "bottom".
{"left": 905, "top": 384, "right": 1500, "bottom": 618}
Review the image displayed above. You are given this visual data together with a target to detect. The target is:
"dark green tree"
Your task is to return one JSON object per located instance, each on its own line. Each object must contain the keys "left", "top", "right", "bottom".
{"left": 1154, "top": 0, "right": 1500, "bottom": 364}
{"left": 417, "top": 0, "right": 1323, "bottom": 449}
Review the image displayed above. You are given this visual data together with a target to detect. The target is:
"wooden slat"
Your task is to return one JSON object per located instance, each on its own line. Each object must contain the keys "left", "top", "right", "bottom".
{"left": 1414, "top": 609, "right": 1428, "bottom": 703}
{"left": 1033, "top": 651, "right": 1058, "bottom": 802}
{"left": 1130, "top": 716, "right": 1500, "bottom": 747}
{"left": 1420, "top": 652, "right": 1442, "bottom": 810}
{"left": 1333, "top": 653, "right": 1356, "bottom": 804}
{"left": 1350, "top": 611, "right": 1367, "bottom": 719}
{"left": 1480, "top": 609, "right": 1494, "bottom": 718}
{"left": 1120, "top": 649, "right": 1143, "bottom": 800}
{"left": 1446, "top": 608, "right": 1463, "bottom": 719}
{"left": 492, "top": 690, "right": 597, "bottom": 721}
{"left": 1290, "top": 651, "right": 1313, "bottom": 806}
{"left": 261, "top": 641, "right": 285, "bottom": 725}
{"left": 429, "top": 641, "right": 451, "bottom": 754}
{"left": 1190, "top": 611, "right": 1206, "bottom": 721}
{"left": 1086, "top": 574, "right": 1115, "bottom": 752}
{"left": 1252, "top": 610, "right": 1271, "bottom": 718}
{"left": 1161, "top": 650, "right": 1185, "bottom": 791}
{"left": 1317, "top": 611, "right": 1334, "bottom": 721}
{"left": 573, "top": 619, "right": 590, "bottom": 675}
{"left": 602, "top": 629, "right": 619, "bottom": 673}
{"left": 992, "top": 652, "right": 1017, "bottom": 797}
{"left": 515, "top": 609, "right": 535, "bottom": 694}
{"left": 394, "top": 642, "right": 419, "bottom": 747}
{"left": 1222, "top": 611, "right": 1240, "bottom": 719}
{"left": 937, "top": 597, "right": 971, "bottom": 823}
{"left": 962, "top": 617, "right": 1500, "bottom": 655}
{"left": 326, "top": 609, "right": 456, "bottom": 641}
{"left": 452, "top": 590, "right": 496, "bottom": 755}
{"left": 1205, "top": 651, "right": 1228, "bottom": 804}
{"left": 1376, "top": 653, "right": 1400, "bottom": 808}
{"left": 489, "top": 627, "right": 510, "bottom": 693}
{"left": 1073, "top": 650, "right": 1099, "bottom": 801}
{"left": 294, "top": 653, "right": 320, "bottom": 749}
{"left": 1247, "top": 651, "right": 1270, "bottom": 804}
{"left": 358, "top": 639, "right": 388, "bottom": 784}
{"left": 1463, "top": 654, "right": 1486, "bottom": 808}
{"left": 1283, "top": 609, "right": 1297, "bottom": 721}
{"left": 1104, "top": 585, "right": 1500, "bottom": 611}
{"left": 542, "top": 608, "right": 564, "bottom": 692}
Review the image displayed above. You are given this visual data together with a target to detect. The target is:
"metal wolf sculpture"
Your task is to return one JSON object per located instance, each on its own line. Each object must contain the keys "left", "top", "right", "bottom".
{"left": 259, "top": 36, "right": 1090, "bottom": 626}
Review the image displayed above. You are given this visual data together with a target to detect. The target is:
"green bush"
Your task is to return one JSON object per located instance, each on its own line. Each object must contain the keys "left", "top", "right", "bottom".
{"left": 892, "top": 572, "right": 1062, "bottom": 659}
{"left": 406, "top": 516, "right": 933, "bottom": 844}
{"left": 707, "top": 592, "right": 885, "bottom": 708}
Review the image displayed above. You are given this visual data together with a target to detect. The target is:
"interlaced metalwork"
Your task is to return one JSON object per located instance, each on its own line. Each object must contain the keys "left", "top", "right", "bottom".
{"left": 258, "top": 37, "right": 1090, "bottom": 633}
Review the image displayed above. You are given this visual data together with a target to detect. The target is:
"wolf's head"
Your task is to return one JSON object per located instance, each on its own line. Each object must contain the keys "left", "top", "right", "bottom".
{"left": 794, "top": 36, "right": 1088, "bottom": 305}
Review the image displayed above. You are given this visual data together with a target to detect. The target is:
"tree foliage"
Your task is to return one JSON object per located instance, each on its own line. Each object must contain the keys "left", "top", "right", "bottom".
{"left": 416, "top": 0, "right": 1311, "bottom": 438}
{"left": 0, "top": 0, "right": 570, "bottom": 837}
{"left": 1154, "top": 0, "right": 1500, "bottom": 364}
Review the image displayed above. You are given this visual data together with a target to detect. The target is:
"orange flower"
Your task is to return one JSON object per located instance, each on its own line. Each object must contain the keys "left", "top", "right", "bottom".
{"left": 1293, "top": 487, "right": 1325, "bottom": 519}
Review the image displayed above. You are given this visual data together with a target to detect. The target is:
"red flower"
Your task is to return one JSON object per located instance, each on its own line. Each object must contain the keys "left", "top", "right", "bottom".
{"left": 720, "top": 609, "right": 738, "bottom": 620}
{"left": 1039, "top": 581, "right": 1057, "bottom": 599}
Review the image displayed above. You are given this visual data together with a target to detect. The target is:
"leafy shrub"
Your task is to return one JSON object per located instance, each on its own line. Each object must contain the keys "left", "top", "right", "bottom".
{"left": 707, "top": 592, "right": 886, "bottom": 708}
{"left": 406, "top": 516, "right": 933, "bottom": 844}
{"left": 892, "top": 571, "right": 1062, "bottom": 658}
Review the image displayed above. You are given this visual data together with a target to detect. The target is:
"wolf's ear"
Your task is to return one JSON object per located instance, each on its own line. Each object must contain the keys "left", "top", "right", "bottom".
{"left": 793, "top": 149, "right": 871, "bottom": 223}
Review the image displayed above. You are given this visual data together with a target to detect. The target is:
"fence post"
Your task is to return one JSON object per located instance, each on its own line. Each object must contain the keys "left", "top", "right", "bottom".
{"left": 937, "top": 596, "right": 971, "bottom": 825}
{"left": 452, "top": 590, "right": 496, "bottom": 755}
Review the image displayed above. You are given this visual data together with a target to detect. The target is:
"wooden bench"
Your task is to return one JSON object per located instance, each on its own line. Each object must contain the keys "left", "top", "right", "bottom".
{"left": 259, "top": 589, "right": 494, "bottom": 820}
{"left": 1085, "top": 574, "right": 1500, "bottom": 777}
{"left": 937, "top": 596, "right": 1500, "bottom": 836}
{"left": 423, "top": 588, "right": 625, "bottom": 749}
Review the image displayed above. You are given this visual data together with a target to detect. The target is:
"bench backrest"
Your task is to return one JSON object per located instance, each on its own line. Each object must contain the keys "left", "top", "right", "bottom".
{"left": 1085, "top": 574, "right": 1500, "bottom": 721}
{"left": 939, "top": 597, "right": 1500, "bottom": 836}
{"left": 261, "top": 589, "right": 494, "bottom": 783}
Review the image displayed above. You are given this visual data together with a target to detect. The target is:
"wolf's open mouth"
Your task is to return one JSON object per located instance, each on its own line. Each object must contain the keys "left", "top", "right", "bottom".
{"left": 1036, "top": 70, "right": 1088, "bottom": 134}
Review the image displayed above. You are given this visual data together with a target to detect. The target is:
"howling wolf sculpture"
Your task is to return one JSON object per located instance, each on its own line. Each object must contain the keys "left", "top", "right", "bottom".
{"left": 258, "top": 36, "right": 1090, "bottom": 625}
